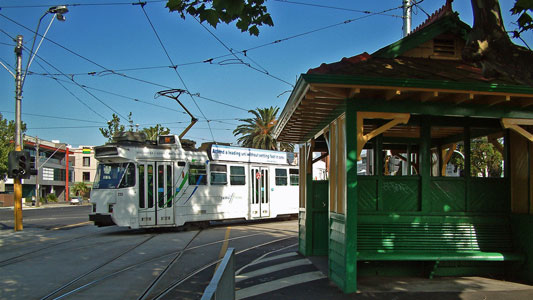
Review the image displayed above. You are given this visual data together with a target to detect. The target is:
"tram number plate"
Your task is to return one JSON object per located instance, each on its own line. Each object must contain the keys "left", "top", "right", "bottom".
{"left": 255, "top": 172, "right": 261, "bottom": 180}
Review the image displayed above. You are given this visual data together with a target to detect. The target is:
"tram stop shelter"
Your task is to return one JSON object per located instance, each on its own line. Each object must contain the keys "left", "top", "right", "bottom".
{"left": 273, "top": 3, "right": 533, "bottom": 294}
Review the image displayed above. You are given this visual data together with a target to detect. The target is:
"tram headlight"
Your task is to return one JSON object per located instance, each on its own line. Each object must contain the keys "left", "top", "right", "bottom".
{"left": 108, "top": 204, "right": 114, "bottom": 213}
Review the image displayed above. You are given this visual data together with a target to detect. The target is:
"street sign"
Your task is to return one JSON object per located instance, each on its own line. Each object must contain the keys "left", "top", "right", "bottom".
{"left": 255, "top": 172, "right": 261, "bottom": 180}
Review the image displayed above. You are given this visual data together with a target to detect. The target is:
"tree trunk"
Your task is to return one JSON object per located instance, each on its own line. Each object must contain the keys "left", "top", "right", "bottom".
{"left": 464, "top": 0, "right": 533, "bottom": 85}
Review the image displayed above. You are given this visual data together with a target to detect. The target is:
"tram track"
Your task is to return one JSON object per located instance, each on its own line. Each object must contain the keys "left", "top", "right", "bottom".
{"left": 46, "top": 223, "right": 297, "bottom": 299}
{"left": 0, "top": 227, "right": 119, "bottom": 268}
{"left": 152, "top": 236, "right": 297, "bottom": 300}
{"left": 40, "top": 233, "right": 158, "bottom": 300}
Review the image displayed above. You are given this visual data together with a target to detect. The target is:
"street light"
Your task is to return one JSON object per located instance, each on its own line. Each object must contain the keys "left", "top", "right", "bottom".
{"left": 12, "top": 5, "right": 69, "bottom": 230}
{"left": 23, "top": 5, "right": 69, "bottom": 86}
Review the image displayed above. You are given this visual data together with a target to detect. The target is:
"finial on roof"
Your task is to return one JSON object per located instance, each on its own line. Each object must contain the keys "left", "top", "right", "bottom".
{"left": 409, "top": 0, "right": 454, "bottom": 35}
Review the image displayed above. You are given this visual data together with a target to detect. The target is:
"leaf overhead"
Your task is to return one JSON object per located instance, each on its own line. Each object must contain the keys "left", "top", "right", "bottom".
{"left": 166, "top": 0, "right": 273, "bottom": 36}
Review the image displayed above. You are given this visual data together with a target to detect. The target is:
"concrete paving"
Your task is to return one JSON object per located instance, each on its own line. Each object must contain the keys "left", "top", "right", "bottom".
{"left": 236, "top": 249, "right": 533, "bottom": 300}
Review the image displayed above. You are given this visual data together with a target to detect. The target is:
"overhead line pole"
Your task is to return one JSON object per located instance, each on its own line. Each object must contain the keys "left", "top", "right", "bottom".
{"left": 403, "top": 0, "right": 412, "bottom": 37}
{"left": 14, "top": 35, "right": 23, "bottom": 231}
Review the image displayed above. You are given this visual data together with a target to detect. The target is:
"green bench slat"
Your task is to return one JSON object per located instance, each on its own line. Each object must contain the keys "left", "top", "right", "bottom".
{"left": 357, "top": 251, "right": 525, "bottom": 262}
{"left": 356, "top": 216, "right": 524, "bottom": 263}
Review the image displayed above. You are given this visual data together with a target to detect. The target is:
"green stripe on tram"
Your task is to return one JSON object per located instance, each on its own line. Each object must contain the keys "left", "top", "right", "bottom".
{"left": 165, "top": 172, "right": 189, "bottom": 206}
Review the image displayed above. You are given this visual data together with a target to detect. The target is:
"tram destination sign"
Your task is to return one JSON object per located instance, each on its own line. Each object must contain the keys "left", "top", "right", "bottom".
{"left": 209, "top": 145, "right": 295, "bottom": 165}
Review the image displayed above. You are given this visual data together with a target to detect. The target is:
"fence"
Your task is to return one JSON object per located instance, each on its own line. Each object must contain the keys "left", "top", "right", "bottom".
{"left": 201, "top": 248, "right": 235, "bottom": 300}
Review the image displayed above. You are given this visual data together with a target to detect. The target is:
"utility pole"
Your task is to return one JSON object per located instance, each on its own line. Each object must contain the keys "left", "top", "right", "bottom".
{"left": 403, "top": 0, "right": 412, "bottom": 37}
{"left": 35, "top": 137, "right": 40, "bottom": 207}
{"left": 14, "top": 35, "right": 23, "bottom": 231}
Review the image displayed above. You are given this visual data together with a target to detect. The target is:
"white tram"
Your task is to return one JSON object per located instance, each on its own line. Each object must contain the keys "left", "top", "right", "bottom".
{"left": 89, "top": 134, "right": 299, "bottom": 228}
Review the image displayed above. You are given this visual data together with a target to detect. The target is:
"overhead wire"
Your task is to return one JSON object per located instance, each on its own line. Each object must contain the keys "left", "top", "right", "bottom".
{"left": 272, "top": 0, "right": 404, "bottom": 18}
{"left": 0, "top": 1, "right": 166, "bottom": 9}
{"left": 137, "top": 1, "right": 216, "bottom": 142}
{"left": 1, "top": 12, "right": 274, "bottom": 115}
{"left": 30, "top": 58, "right": 109, "bottom": 120}
{"left": 194, "top": 17, "right": 295, "bottom": 87}
{"left": 22, "top": 46, "right": 124, "bottom": 120}
{"left": 0, "top": 110, "right": 106, "bottom": 124}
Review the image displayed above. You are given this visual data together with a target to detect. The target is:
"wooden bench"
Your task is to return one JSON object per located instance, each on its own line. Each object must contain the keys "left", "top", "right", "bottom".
{"left": 357, "top": 215, "right": 525, "bottom": 278}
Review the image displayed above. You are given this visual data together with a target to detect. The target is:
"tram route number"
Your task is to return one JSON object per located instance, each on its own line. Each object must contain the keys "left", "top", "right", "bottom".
{"left": 255, "top": 172, "right": 261, "bottom": 180}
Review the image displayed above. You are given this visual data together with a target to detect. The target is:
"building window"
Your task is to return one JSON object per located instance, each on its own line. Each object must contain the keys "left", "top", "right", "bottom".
{"left": 275, "top": 168, "right": 287, "bottom": 186}
{"left": 83, "top": 157, "right": 91, "bottom": 167}
{"left": 230, "top": 166, "right": 246, "bottom": 185}
{"left": 210, "top": 164, "right": 227, "bottom": 185}
{"left": 83, "top": 172, "right": 91, "bottom": 182}
{"left": 289, "top": 169, "right": 299, "bottom": 186}
{"left": 189, "top": 164, "right": 207, "bottom": 185}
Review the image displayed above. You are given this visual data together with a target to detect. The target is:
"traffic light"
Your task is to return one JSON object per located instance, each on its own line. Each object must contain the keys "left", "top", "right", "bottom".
{"left": 8, "top": 150, "right": 32, "bottom": 179}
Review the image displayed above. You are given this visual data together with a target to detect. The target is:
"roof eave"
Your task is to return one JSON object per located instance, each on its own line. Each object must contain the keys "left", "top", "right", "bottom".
{"left": 273, "top": 75, "right": 310, "bottom": 140}
{"left": 301, "top": 74, "right": 533, "bottom": 95}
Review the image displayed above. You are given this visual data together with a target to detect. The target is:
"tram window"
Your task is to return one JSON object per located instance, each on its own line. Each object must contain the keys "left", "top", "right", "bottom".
{"left": 119, "top": 163, "right": 136, "bottom": 188}
{"left": 189, "top": 164, "right": 207, "bottom": 185}
{"left": 166, "top": 165, "right": 173, "bottom": 207}
{"left": 230, "top": 166, "right": 245, "bottom": 185}
{"left": 178, "top": 161, "right": 186, "bottom": 167}
{"left": 289, "top": 169, "right": 299, "bottom": 186}
{"left": 139, "top": 165, "right": 145, "bottom": 208}
{"left": 93, "top": 163, "right": 131, "bottom": 189}
{"left": 275, "top": 169, "right": 288, "bottom": 186}
{"left": 210, "top": 164, "right": 227, "bottom": 185}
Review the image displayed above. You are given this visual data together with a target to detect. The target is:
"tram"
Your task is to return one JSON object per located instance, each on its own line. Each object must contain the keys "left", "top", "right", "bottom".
{"left": 89, "top": 133, "right": 299, "bottom": 228}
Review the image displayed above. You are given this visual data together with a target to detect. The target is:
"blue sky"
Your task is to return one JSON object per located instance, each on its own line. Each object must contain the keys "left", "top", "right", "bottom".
{"left": 1, "top": 0, "right": 532, "bottom": 148}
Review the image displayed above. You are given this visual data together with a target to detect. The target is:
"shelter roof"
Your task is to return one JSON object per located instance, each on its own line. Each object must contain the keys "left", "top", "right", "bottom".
{"left": 273, "top": 4, "right": 533, "bottom": 144}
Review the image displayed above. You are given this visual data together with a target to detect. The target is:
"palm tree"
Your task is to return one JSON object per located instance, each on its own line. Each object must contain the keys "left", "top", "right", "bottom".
{"left": 233, "top": 107, "right": 294, "bottom": 152}
{"left": 141, "top": 124, "right": 170, "bottom": 141}
{"left": 72, "top": 182, "right": 90, "bottom": 198}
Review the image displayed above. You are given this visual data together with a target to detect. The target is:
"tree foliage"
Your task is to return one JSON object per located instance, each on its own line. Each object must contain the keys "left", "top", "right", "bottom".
{"left": 449, "top": 138, "right": 503, "bottom": 178}
{"left": 141, "top": 124, "right": 171, "bottom": 141}
{"left": 233, "top": 106, "right": 294, "bottom": 152}
{"left": 511, "top": 0, "right": 533, "bottom": 35}
{"left": 166, "top": 0, "right": 273, "bottom": 36}
{"left": 0, "top": 113, "right": 26, "bottom": 180}
{"left": 99, "top": 113, "right": 127, "bottom": 143}
{"left": 72, "top": 182, "right": 90, "bottom": 198}
{"left": 99, "top": 112, "right": 171, "bottom": 143}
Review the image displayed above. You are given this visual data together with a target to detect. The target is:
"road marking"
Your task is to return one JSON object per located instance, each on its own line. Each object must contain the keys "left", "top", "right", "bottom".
{"left": 235, "top": 243, "right": 298, "bottom": 275}
{"left": 236, "top": 258, "right": 312, "bottom": 283}
{"left": 248, "top": 252, "right": 298, "bottom": 266}
{"left": 51, "top": 221, "right": 91, "bottom": 230}
{"left": 236, "top": 271, "right": 326, "bottom": 299}
{"left": 214, "top": 226, "right": 231, "bottom": 272}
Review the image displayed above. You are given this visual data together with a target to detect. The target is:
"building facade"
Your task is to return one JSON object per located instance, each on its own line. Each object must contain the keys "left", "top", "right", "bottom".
{"left": 2, "top": 135, "right": 73, "bottom": 204}
{"left": 70, "top": 145, "right": 97, "bottom": 194}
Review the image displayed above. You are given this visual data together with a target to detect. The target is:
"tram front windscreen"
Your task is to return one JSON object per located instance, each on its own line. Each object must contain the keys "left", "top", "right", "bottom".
{"left": 93, "top": 163, "right": 135, "bottom": 189}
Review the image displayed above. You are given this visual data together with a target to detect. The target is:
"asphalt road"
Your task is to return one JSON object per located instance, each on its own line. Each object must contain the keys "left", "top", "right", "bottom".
{"left": 0, "top": 205, "right": 92, "bottom": 230}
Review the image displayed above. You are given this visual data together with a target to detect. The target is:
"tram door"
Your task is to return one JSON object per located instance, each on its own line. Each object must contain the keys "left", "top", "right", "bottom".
{"left": 138, "top": 163, "right": 156, "bottom": 226}
{"left": 250, "top": 166, "right": 270, "bottom": 218}
{"left": 156, "top": 162, "right": 174, "bottom": 225}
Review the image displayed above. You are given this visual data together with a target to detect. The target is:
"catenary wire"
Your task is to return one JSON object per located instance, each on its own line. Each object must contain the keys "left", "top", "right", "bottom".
{"left": 26, "top": 49, "right": 126, "bottom": 120}
{"left": 137, "top": 2, "right": 216, "bottom": 142}
{"left": 0, "top": 1, "right": 166, "bottom": 9}
{"left": 273, "top": 0, "right": 404, "bottom": 18}
{"left": 194, "top": 18, "right": 294, "bottom": 87}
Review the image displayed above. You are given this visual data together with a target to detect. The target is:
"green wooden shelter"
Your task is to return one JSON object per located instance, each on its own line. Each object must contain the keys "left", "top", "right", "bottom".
{"left": 273, "top": 3, "right": 533, "bottom": 294}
